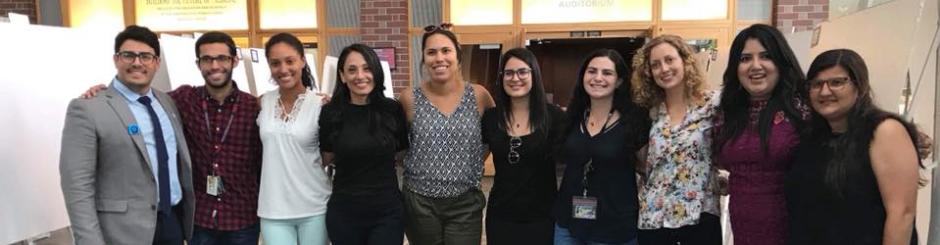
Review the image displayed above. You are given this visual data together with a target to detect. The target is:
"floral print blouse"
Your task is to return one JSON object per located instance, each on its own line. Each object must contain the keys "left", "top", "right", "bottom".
{"left": 638, "top": 90, "right": 721, "bottom": 229}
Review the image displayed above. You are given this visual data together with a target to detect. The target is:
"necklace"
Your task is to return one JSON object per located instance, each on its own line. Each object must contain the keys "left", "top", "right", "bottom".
{"left": 584, "top": 108, "right": 614, "bottom": 132}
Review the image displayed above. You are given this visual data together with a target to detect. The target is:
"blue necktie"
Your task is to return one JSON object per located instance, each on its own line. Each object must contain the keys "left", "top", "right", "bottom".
{"left": 137, "top": 96, "right": 171, "bottom": 213}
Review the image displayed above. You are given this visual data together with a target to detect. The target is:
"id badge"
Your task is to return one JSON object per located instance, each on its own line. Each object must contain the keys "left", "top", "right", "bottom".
{"left": 572, "top": 196, "right": 598, "bottom": 220}
{"left": 207, "top": 175, "right": 220, "bottom": 196}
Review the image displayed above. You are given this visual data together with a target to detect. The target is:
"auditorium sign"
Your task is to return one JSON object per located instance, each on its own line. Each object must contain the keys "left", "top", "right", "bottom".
{"left": 521, "top": 0, "right": 652, "bottom": 24}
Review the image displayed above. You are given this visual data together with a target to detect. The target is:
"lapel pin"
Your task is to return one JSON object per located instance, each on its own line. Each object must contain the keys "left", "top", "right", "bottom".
{"left": 128, "top": 123, "right": 140, "bottom": 135}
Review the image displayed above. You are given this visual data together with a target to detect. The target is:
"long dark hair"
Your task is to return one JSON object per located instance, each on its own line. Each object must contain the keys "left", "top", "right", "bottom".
{"left": 805, "top": 49, "right": 924, "bottom": 194}
{"left": 492, "top": 48, "right": 549, "bottom": 137}
{"left": 264, "top": 33, "right": 316, "bottom": 90}
{"left": 717, "top": 24, "right": 807, "bottom": 155}
{"left": 323, "top": 43, "right": 403, "bottom": 150}
{"left": 567, "top": 49, "right": 650, "bottom": 148}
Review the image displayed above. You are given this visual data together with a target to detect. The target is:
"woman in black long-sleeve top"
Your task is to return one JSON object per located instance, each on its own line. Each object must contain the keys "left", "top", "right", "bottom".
{"left": 319, "top": 43, "right": 408, "bottom": 245}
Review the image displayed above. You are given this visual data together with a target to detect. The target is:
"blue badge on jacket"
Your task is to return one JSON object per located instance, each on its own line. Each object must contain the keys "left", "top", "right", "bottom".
{"left": 128, "top": 123, "right": 140, "bottom": 135}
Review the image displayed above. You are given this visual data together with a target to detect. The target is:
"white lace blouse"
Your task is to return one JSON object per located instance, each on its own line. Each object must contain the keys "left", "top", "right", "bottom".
{"left": 257, "top": 89, "right": 332, "bottom": 219}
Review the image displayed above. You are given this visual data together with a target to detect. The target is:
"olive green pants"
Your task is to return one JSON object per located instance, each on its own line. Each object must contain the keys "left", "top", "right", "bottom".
{"left": 402, "top": 189, "right": 485, "bottom": 245}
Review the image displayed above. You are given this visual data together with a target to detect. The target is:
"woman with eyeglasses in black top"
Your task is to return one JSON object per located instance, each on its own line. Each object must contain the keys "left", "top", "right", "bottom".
{"left": 785, "top": 49, "right": 925, "bottom": 245}
{"left": 480, "top": 48, "right": 567, "bottom": 245}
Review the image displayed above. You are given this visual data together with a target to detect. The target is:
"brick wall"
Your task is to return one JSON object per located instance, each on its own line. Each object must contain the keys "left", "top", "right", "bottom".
{"left": 775, "top": 0, "right": 829, "bottom": 32}
{"left": 0, "top": 0, "right": 37, "bottom": 23}
{"left": 360, "top": 0, "right": 411, "bottom": 96}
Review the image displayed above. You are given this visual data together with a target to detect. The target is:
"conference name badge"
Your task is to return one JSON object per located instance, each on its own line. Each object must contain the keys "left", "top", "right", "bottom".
{"left": 128, "top": 123, "right": 140, "bottom": 135}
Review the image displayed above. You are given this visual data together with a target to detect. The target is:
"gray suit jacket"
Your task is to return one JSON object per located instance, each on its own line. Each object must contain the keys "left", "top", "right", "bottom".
{"left": 59, "top": 85, "right": 195, "bottom": 245}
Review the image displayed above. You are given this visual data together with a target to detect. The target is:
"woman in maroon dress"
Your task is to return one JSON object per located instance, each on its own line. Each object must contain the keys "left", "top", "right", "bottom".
{"left": 714, "top": 24, "right": 808, "bottom": 245}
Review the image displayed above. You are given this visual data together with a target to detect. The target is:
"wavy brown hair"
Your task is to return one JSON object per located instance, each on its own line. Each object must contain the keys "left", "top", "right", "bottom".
{"left": 631, "top": 35, "right": 708, "bottom": 108}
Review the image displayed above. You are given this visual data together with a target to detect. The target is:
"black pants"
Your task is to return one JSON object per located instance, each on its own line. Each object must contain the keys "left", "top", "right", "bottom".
{"left": 485, "top": 215, "right": 553, "bottom": 245}
{"left": 153, "top": 205, "right": 184, "bottom": 245}
{"left": 637, "top": 213, "right": 722, "bottom": 245}
{"left": 326, "top": 192, "right": 404, "bottom": 245}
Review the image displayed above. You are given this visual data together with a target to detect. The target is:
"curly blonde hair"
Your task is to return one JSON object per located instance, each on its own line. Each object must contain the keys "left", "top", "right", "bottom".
{"left": 631, "top": 35, "right": 709, "bottom": 108}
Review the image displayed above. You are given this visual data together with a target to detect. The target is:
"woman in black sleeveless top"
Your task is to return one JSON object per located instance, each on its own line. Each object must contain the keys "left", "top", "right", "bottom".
{"left": 786, "top": 49, "right": 924, "bottom": 245}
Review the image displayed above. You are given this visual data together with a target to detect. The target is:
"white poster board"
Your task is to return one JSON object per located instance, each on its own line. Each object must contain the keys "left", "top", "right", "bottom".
{"left": 0, "top": 23, "right": 116, "bottom": 244}
{"left": 7, "top": 12, "right": 29, "bottom": 25}
{"left": 232, "top": 51, "right": 250, "bottom": 93}
{"left": 381, "top": 61, "right": 394, "bottom": 98}
{"left": 159, "top": 33, "right": 203, "bottom": 89}
{"left": 247, "top": 48, "right": 277, "bottom": 94}
{"left": 304, "top": 53, "right": 320, "bottom": 92}
{"left": 320, "top": 56, "right": 339, "bottom": 95}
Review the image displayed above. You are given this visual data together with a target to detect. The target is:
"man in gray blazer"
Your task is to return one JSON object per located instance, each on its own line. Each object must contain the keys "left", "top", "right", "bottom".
{"left": 59, "top": 25, "right": 195, "bottom": 245}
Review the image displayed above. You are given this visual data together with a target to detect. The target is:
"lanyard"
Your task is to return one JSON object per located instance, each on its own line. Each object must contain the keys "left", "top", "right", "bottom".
{"left": 202, "top": 100, "right": 238, "bottom": 144}
{"left": 201, "top": 89, "right": 239, "bottom": 175}
{"left": 580, "top": 108, "right": 614, "bottom": 197}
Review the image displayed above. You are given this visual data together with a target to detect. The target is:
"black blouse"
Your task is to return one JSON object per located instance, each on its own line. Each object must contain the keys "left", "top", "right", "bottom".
{"left": 319, "top": 101, "right": 408, "bottom": 197}
{"left": 785, "top": 112, "right": 918, "bottom": 245}
{"left": 481, "top": 104, "right": 567, "bottom": 222}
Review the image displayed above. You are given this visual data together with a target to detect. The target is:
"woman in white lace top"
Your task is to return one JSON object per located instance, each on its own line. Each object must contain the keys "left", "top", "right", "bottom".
{"left": 256, "top": 33, "right": 331, "bottom": 245}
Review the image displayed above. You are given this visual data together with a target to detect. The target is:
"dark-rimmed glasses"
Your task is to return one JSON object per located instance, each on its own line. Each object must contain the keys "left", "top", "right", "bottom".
{"left": 116, "top": 51, "right": 157, "bottom": 64}
{"left": 508, "top": 136, "right": 522, "bottom": 164}
{"left": 807, "top": 77, "right": 851, "bottom": 92}
{"left": 502, "top": 68, "right": 532, "bottom": 80}
{"left": 198, "top": 55, "right": 234, "bottom": 66}
{"left": 424, "top": 23, "right": 454, "bottom": 33}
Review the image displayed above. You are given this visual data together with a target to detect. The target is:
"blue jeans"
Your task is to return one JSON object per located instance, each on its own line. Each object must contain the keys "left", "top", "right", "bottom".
{"left": 189, "top": 223, "right": 260, "bottom": 245}
{"left": 554, "top": 224, "right": 637, "bottom": 245}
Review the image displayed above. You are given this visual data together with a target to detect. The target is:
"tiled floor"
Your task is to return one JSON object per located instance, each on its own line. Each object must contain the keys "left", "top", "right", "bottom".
{"left": 11, "top": 177, "right": 498, "bottom": 245}
{"left": 9, "top": 227, "right": 72, "bottom": 245}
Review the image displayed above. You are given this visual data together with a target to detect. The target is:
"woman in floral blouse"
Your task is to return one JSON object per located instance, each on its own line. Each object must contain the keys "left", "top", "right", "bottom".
{"left": 631, "top": 35, "right": 722, "bottom": 245}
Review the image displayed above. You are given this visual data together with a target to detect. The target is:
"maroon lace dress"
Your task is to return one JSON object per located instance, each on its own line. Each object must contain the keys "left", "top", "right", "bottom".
{"left": 717, "top": 100, "right": 801, "bottom": 245}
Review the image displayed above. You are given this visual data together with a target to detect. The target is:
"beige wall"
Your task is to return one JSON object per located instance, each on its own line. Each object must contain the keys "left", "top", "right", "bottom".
{"left": 809, "top": 0, "right": 938, "bottom": 243}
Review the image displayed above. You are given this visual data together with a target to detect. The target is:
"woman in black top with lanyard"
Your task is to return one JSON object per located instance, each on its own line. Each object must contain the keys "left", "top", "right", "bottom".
{"left": 319, "top": 43, "right": 408, "bottom": 245}
{"left": 481, "top": 48, "right": 566, "bottom": 245}
{"left": 553, "top": 49, "right": 651, "bottom": 245}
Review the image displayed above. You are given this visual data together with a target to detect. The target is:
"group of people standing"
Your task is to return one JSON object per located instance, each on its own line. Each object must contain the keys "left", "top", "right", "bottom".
{"left": 59, "top": 22, "right": 925, "bottom": 245}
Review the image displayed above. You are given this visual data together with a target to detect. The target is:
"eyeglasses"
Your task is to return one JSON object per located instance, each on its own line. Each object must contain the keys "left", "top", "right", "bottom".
{"left": 116, "top": 51, "right": 157, "bottom": 64}
{"left": 807, "top": 77, "right": 852, "bottom": 92}
{"left": 424, "top": 23, "right": 454, "bottom": 33}
{"left": 502, "top": 68, "right": 532, "bottom": 80}
{"left": 198, "top": 55, "right": 234, "bottom": 65}
{"left": 508, "top": 136, "right": 522, "bottom": 164}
